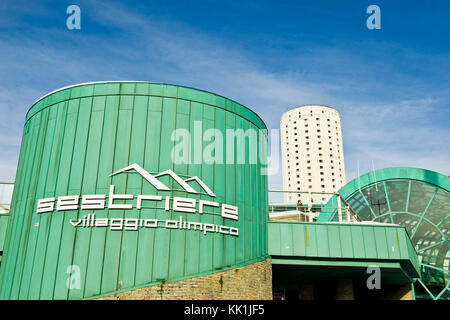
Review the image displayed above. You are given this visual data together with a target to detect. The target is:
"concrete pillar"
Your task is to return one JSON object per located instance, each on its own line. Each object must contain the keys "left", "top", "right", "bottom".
{"left": 299, "top": 284, "right": 314, "bottom": 300}
{"left": 383, "top": 284, "right": 413, "bottom": 300}
{"left": 337, "top": 196, "right": 342, "bottom": 222}
{"left": 335, "top": 279, "right": 354, "bottom": 300}
{"left": 398, "top": 285, "right": 413, "bottom": 300}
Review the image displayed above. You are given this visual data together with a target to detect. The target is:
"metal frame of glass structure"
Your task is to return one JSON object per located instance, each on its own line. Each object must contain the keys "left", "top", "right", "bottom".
{"left": 317, "top": 167, "right": 450, "bottom": 300}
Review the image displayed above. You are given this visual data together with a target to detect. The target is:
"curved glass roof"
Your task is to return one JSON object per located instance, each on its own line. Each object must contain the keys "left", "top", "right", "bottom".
{"left": 317, "top": 167, "right": 450, "bottom": 300}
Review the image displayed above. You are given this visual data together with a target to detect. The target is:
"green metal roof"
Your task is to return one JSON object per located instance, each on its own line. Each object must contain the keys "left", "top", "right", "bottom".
{"left": 317, "top": 167, "right": 450, "bottom": 300}
{"left": 25, "top": 82, "right": 267, "bottom": 130}
{"left": 268, "top": 221, "right": 420, "bottom": 289}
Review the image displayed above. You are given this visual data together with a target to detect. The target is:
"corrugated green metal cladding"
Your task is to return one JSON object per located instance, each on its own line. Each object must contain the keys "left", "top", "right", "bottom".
{"left": 0, "top": 82, "right": 269, "bottom": 299}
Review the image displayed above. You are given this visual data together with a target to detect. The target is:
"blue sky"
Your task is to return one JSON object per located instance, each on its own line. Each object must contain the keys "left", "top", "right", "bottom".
{"left": 0, "top": 0, "right": 449, "bottom": 190}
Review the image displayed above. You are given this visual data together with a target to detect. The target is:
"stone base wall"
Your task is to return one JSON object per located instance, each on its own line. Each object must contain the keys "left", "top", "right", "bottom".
{"left": 99, "top": 258, "right": 272, "bottom": 300}
{"left": 379, "top": 284, "right": 413, "bottom": 300}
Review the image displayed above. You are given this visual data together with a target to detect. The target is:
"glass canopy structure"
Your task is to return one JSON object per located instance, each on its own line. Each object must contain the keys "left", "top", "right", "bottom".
{"left": 317, "top": 167, "right": 450, "bottom": 300}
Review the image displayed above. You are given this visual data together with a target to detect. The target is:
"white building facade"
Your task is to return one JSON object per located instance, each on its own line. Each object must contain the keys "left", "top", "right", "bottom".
{"left": 280, "top": 105, "right": 346, "bottom": 205}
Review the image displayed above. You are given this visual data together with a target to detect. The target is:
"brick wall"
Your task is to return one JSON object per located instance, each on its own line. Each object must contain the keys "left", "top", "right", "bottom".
{"left": 98, "top": 258, "right": 272, "bottom": 300}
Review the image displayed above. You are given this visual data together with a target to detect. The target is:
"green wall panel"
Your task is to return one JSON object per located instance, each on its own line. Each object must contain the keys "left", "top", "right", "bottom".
{"left": 0, "top": 215, "right": 9, "bottom": 253}
{"left": 268, "top": 221, "right": 420, "bottom": 279}
{"left": 0, "top": 82, "right": 268, "bottom": 300}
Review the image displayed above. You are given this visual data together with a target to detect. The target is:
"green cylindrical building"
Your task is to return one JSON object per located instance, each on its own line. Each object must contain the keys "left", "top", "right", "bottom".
{"left": 0, "top": 82, "right": 271, "bottom": 300}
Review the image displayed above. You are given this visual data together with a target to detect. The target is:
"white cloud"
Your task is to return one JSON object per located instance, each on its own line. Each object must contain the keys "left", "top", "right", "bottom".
{"left": 0, "top": 0, "right": 448, "bottom": 189}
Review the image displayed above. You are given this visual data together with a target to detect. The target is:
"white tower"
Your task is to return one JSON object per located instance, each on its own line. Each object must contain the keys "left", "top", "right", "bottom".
{"left": 280, "top": 105, "right": 346, "bottom": 204}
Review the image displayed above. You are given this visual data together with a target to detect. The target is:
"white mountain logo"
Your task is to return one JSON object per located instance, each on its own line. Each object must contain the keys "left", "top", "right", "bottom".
{"left": 110, "top": 163, "right": 217, "bottom": 198}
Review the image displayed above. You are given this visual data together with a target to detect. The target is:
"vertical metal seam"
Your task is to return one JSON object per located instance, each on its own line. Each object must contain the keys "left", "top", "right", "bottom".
{"left": 233, "top": 110, "right": 238, "bottom": 266}
{"left": 198, "top": 102, "right": 205, "bottom": 273}
{"left": 98, "top": 89, "right": 122, "bottom": 295}
{"left": 48, "top": 100, "right": 71, "bottom": 299}
{"left": 148, "top": 93, "right": 163, "bottom": 286}
{"left": 132, "top": 93, "right": 150, "bottom": 287}
{"left": 67, "top": 96, "right": 94, "bottom": 299}
{"left": 181, "top": 97, "right": 191, "bottom": 279}
{"left": 82, "top": 94, "right": 107, "bottom": 298}
{"left": 165, "top": 88, "right": 178, "bottom": 282}
{"left": 38, "top": 101, "right": 70, "bottom": 299}
{"left": 114, "top": 86, "right": 136, "bottom": 292}
{"left": 23, "top": 107, "right": 53, "bottom": 299}
{"left": 54, "top": 98, "right": 81, "bottom": 299}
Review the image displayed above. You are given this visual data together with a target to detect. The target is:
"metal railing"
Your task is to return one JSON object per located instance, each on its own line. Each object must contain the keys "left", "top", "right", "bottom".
{"left": 0, "top": 182, "right": 14, "bottom": 215}
{"left": 268, "top": 190, "right": 361, "bottom": 223}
